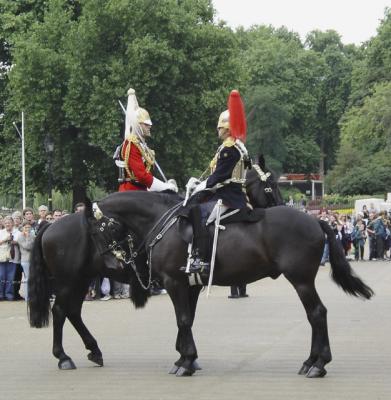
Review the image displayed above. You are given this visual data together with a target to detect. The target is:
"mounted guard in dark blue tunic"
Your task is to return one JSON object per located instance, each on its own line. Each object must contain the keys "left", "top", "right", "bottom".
{"left": 184, "top": 90, "right": 251, "bottom": 275}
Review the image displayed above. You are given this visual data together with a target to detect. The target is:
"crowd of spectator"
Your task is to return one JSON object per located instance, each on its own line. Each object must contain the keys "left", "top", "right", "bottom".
{"left": 0, "top": 201, "right": 166, "bottom": 302}
{"left": 316, "top": 204, "right": 391, "bottom": 264}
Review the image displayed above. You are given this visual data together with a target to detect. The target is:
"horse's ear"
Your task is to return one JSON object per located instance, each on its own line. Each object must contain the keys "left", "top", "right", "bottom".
{"left": 84, "top": 197, "right": 94, "bottom": 219}
{"left": 257, "top": 154, "right": 266, "bottom": 169}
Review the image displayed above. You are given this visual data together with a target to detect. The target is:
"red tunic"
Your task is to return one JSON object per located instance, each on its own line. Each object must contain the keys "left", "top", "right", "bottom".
{"left": 118, "top": 139, "right": 154, "bottom": 192}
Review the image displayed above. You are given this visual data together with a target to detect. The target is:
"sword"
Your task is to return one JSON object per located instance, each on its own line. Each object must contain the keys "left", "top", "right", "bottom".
{"left": 207, "top": 199, "right": 224, "bottom": 297}
{"left": 118, "top": 99, "right": 167, "bottom": 182}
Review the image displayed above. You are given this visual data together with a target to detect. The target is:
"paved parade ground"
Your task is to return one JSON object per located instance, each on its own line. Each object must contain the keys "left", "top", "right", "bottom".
{"left": 1, "top": 260, "right": 390, "bottom": 400}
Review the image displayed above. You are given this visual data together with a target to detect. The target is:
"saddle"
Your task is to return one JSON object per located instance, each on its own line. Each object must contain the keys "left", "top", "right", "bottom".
{"left": 177, "top": 207, "right": 265, "bottom": 244}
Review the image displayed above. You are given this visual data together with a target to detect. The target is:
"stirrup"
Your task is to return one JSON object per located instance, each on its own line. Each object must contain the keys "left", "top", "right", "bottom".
{"left": 189, "top": 258, "right": 210, "bottom": 274}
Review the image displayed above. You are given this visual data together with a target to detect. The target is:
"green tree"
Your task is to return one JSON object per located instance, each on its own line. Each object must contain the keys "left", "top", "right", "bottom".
{"left": 1, "top": 0, "right": 240, "bottom": 205}
{"left": 238, "top": 25, "right": 324, "bottom": 173}
{"left": 328, "top": 81, "right": 391, "bottom": 194}
{"left": 283, "top": 135, "right": 321, "bottom": 173}
{"left": 306, "top": 30, "right": 356, "bottom": 173}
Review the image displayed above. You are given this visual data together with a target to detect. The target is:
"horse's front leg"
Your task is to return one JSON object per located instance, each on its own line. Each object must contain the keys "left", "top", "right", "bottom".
{"left": 166, "top": 282, "right": 199, "bottom": 377}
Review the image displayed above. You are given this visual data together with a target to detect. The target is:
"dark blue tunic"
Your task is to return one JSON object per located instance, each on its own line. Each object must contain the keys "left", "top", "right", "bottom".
{"left": 206, "top": 145, "right": 247, "bottom": 209}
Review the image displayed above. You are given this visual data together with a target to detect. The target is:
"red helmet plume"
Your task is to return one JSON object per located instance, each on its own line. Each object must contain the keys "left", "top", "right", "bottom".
{"left": 228, "top": 90, "right": 247, "bottom": 142}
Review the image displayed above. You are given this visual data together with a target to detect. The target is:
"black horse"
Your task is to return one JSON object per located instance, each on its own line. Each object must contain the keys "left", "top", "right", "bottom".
{"left": 28, "top": 164, "right": 373, "bottom": 378}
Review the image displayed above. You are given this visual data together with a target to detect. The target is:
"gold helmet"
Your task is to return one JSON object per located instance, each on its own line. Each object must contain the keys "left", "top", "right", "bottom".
{"left": 136, "top": 107, "right": 152, "bottom": 126}
{"left": 217, "top": 110, "right": 230, "bottom": 130}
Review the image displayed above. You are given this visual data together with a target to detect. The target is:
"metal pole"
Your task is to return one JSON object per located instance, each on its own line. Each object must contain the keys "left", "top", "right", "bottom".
{"left": 48, "top": 154, "right": 53, "bottom": 212}
{"left": 21, "top": 112, "right": 26, "bottom": 209}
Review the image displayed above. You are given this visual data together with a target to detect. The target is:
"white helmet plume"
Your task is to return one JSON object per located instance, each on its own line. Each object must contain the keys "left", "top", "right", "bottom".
{"left": 124, "top": 88, "right": 143, "bottom": 139}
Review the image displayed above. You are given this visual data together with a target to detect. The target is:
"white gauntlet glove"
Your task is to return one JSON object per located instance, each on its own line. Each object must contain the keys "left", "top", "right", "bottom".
{"left": 192, "top": 180, "right": 207, "bottom": 195}
{"left": 149, "top": 177, "right": 178, "bottom": 193}
{"left": 185, "top": 177, "right": 200, "bottom": 193}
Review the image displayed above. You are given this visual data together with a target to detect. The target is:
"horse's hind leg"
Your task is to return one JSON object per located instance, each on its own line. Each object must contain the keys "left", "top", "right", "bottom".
{"left": 67, "top": 295, "right": 103, "bottom": 367}
{"left": 288, "top": 279, "right": 332, "bottom": 378}
{"left": 53, "top": 283, "right": 103, "bottom": 370}
{"left": 52, "top": 301, "right": 77, "bottom": 370}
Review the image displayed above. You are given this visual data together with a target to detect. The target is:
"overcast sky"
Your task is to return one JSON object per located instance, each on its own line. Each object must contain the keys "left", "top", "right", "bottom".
{"left": 212, "top": 0, "right": 390, "bottom": 45}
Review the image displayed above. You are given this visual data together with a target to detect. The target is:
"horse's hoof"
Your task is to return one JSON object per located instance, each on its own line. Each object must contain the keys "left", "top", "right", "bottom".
{"left": 298, "top": 363, "right": 312, "bottom": 375}
{"left": 306, "top": 366, "right": 327, "bottom": 378}
{"left": 169, "top": 365, "right": 180, "bottom": 374}
{"left": 192, "top": 360, "right": 202, "bottom": 371}
{"left": 88, "top": 352, "right": 104, "bottom": 367}
{"left": 58, "top": 358, "right": 76, "bottom": 370}
{"left": 176, "top": 366, "right": 195, "bottom": 377}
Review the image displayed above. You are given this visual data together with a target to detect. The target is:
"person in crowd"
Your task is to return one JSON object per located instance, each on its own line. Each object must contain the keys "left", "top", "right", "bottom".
{"left": 228, "top": 284, "right": 249, "bottom": 299}
{"left": 287, "top": 196, "right": 294, "bottom": 207}
{"left": 11, "top": 211, "right": 23, "bottom": 298}
{"left": 74, "top": 202, "right": 85, "bottom": 213}
{"left": 53, "top": 209, "right": 63, "bottom": 222}
{"left": 369, "top": 203, "right": 377, "bottom": 214}
{"left": 16, "top": 221, "right": 35, "bottom": 301}
{"left": 0, "top": 214, "right": 4, "bottom": 230}
{"left": 112, "top": 280, "right": 130, "bottom": 299}
{"left": 0, "top": 216, "right": 21, "bottom": 300}
{"left": 366, "top": 212, "right": 377, "bottom": 260}
{"left": 336, "top": 223, "right": 343, "bottom": 245}
{"left": 373, "top": 211, "right": 387, "bottom": 260}
{"left": 362, "top": 205, "right": 369, "bottom": 224}
{"left": 383, "top": 213, "right": 391, "bottom": 259}
{"left": 22, "top": 207, "right": 38, "bottom": 232}
{"left": 319, "top": 209, "right": 330, "bottom": 266}
{"left": 45, "top": 213, "right": 54, "bottom": 222}
{"left": 352, "top": 218, "right": 367, "bottom": 261}
{"left": 12, "top": 211, "right": 23, "bottom": 231}
{"left": 37, "top": 204, "right": 48, "bottom": 225}
{"left": 340, "top": 214, "right": 353, "bottom": 257}
{"left": 61, "top": 210, "right": 70, "bottom": 217}
{"left": 100, "top": 277, "right": 112, "bottom": 301}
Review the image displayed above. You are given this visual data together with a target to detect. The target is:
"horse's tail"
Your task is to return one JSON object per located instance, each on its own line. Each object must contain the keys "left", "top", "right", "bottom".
{"left": 28, "top": 223, "right": 52, "bottom": 328}
{"left": 318, "top": 220, "right": 374, "bottom": 300}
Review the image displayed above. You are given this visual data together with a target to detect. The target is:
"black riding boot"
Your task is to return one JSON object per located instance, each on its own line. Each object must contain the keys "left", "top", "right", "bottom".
{"left": 188, "top": 206, "right": 210, "bottom": 275}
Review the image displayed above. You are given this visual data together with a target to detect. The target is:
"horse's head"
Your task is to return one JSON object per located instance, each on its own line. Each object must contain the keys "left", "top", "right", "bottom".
{"left": 84, "top": 191, "right": 182, "bottom": 273}
{"left": 84, "top": 198, "right": 134, "bottom": 271}
{"left": 245, "top": 155, "right": 284, "bottom": 208}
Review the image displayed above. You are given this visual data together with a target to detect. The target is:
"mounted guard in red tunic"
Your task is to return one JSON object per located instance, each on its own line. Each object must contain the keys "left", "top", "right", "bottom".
{"left": 115, "top": 88, "right": 177, "bottom": 193}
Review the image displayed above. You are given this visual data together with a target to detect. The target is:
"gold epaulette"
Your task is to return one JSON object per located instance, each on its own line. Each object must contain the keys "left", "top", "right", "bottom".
{"left": 128, "top": 133, "right": 141, "bottom": 147}
{"left": 222, "top": 137, "right": 235, "bottom": 147}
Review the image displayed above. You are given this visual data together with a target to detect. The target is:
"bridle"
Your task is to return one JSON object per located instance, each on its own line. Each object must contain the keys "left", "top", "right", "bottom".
{"left": 247, "top": 164, "right": 278, "bottom": 207}
{"left": 90, "top": 200, "right": 182, "bottom": 290}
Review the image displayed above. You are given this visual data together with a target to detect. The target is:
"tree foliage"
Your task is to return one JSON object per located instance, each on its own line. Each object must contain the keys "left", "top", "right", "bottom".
{"left": 1, "top": 2, "right": 390, "bottom": 202}
{"left": 0, "top": 0, "right": 240, "bottom": 204}
{"left": 328, "top": 81, "right": 391, "bottom": 194}
{"left": 328, "top": 9, "right": 391, "bottom": 194}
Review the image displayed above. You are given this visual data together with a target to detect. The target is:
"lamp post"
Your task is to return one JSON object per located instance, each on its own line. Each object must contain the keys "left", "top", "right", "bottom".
{"left": 12, "top": 112, "right": 26, "bottom": 209}
{"left": 44, "top": 135, "right": 54, "bottom": 211}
